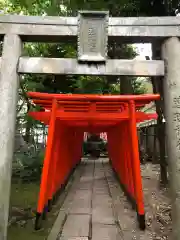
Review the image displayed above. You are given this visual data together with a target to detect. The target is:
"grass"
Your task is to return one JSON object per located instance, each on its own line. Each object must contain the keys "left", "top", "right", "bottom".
{"left": 9, "top": 182, "right": 39, "bottom": 208}
{"left": 7, "top": 182, "right": 64, "bottom": 240}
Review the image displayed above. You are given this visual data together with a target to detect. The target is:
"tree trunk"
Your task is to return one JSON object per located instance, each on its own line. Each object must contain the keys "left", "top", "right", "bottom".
{"left": 24, "top": 103, "right": 32, "bottom": 143}
{"left": 151, "top": 41, "right": 168, "bottom": 185}
{"left": 152, "top": 125, "right": 158, "bottom": 164}
{"left": 120, "top": 77, "right": 133, "bottom": 95}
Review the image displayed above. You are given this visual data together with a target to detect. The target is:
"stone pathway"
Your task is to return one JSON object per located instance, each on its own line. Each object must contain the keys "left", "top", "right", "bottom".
{"left": 48, "top": 158, "right": 171, "bottom": 240}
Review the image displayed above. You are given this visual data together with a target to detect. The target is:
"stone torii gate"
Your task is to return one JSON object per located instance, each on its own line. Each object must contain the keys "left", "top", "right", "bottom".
{"left": 0, "top": 11, "right": 180, "bottom": 240}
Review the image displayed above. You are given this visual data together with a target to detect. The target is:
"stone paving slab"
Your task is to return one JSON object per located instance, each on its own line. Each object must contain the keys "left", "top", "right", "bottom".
{"left": 67, "top": 188, "right": 92, "bottom": 214}
{"left": 68, "top": 199, "right": 91, "bottom": 214}
{"left": 61, "top": 214, "right": 91, "bottom": 238}
{"left": 92, "top": 162, "right": 116, "bottom": 225}
{"left": 60, "top": 237, "right": 89, "bottom": 240}
{"left": 92, "top": 207, "right": 115, "bottom": 225}
{"left": 76, "top": 182, "right": 92, "bottom": 190}
{"left": 92, "top": 196, "right": 112, "bottom": 203}
{"left": 92, "top": 223, "right": 122, "bottom": 240}
{"left": 48, "top": 162, "right": 84, "bottom": 240}
{"left": 79, "top": 176, "right": 94, "bottom": 183}
{"left": 93, "top": 185, "right": 109, "bottom": 191}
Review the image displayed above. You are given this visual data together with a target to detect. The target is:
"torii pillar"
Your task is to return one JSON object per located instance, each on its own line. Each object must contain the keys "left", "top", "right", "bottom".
{"left": 162, "top": 37, "right": 180, "bottom": 240}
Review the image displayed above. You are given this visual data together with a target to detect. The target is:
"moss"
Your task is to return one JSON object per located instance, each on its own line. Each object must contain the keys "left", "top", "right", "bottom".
{"left": 8, "top": 182, "right": 62, "bottom": 240}
{"left": 9, "top": 183, "right": 39, "bottom": 208}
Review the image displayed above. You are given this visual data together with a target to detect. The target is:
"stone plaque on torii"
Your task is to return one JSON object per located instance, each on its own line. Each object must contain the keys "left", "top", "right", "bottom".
{"left": 77, "top": 11, "right": 109, "bottom": 62}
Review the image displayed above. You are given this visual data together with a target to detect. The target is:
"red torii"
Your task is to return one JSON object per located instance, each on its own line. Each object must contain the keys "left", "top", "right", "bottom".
{"left": 27, "top": 91, "right": 160, "bottom": 230}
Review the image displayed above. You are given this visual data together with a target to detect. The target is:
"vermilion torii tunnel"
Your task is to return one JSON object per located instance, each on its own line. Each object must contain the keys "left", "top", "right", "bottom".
{"left": 27, "top": 92, "right": 160, "bottom": 231}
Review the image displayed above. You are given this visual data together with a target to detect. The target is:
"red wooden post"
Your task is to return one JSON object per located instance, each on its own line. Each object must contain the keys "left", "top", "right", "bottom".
{"left": 126, "top": 123, "right": 135, "bottom": 197}
{"left": 47, "top": 121, "right": 60, "bottom": 210}
{"left": 53, "top": 125, "right": 65, "bottom": 196}
{"left": 35, "top": 99, "right": 57, "bottom": 230}
{"left": 129, "top": 100, "right": 145, "bottom": 230}
{"left": 124, "top": 122, "right": 131, "bottom": 193}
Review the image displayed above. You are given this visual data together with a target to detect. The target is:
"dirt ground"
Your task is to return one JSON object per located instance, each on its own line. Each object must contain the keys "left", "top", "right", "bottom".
{"left": 141, "top": 163, "right": 172, "bottom": 239}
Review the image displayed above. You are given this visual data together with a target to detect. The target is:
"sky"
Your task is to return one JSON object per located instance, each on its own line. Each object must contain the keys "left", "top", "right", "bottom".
{"left": 134, "top": 43, "right": 152, "bottom": 60}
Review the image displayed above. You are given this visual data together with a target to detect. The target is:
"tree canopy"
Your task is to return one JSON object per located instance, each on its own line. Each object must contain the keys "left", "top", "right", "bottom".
{"left": 2, "top": 0, "right": 178, "bottom": 142}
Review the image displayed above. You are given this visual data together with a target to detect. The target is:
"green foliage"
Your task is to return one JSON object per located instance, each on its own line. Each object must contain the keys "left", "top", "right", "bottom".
{"left": 132, "top": 78, "right": 147, "bottom": 95}
{"left": 1, "top": 0, "right": 148, "bottom": 98}
{"left": 0, "top": 0, "right": 150, "bottom": 151}
{"left": 13, "top": 148, "right": 44, "bottom": 183}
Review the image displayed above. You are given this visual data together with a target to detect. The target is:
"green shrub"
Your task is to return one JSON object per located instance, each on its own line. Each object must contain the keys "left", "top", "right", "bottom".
{"left": 12, "top": 149, "right": 45, "bottom": 183}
